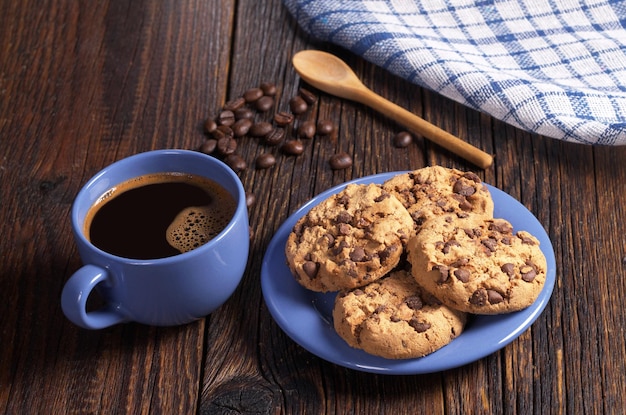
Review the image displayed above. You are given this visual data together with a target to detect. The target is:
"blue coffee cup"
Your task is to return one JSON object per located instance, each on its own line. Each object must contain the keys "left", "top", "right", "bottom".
{"left": 61, "top": 149, "right": 249, "bottom": 329}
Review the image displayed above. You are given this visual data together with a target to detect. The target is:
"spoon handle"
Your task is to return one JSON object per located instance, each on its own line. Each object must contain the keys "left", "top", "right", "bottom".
{"left": 352, "top": 88, "right": 493, "bottom": 169}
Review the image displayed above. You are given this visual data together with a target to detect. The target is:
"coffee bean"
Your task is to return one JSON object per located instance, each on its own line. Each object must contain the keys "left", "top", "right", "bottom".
{"left": 282, "top": 140, "right": 305, "bottom": 155}
{"left": 316, "top": 120, "right": 334, "bottom": 136}
{"left": 224, "top": 153, "right": 247, "bottom": 172}
{"left": 223, "top": 97, "right": 246, "bottom": 111}
{"left": 299, "top": 87, "right": 317, "bottom": 105}
{"left": 289, "top": 96, "right": 308, "bottom": 114}
{"left": 234, "top": 107, "right": 255, "bottom": 120}
{"left": 245, "top": 192, "right": 256, "bottom": 207}
{"left": 297, "top": 121, "right": 316, "bottom": 139}
{"left": 393, "top": 131, "right": 412, "bottom": 148}
{"left": 217, "top": 110, "right": 236, "bottom": 126}
{"left": 274, "top": 111, "right": 294, "bottom": 126}
{"left": 199, "top": 139, "right": 217, "bottom": 155}
{"left": 232, "top": 118, "right": 252, "bottom": 137}
{"left": 255, "top": 95, "right": 274, "bottom": 112}
{"left": 249, "top": 121, "right": 273, "bottom": 138}
{"left": 264, "top": 128, "right": 285, "bottom": 146}
{"left": 217, "top": 137, "right": 237, "bottom": 155}
{"left": 255, "top": 153, "right": 276, "bottom": 169}
{"left": 216, "top": 125, "right": 234, "bottom": 139}
{"left": 243, "top": 87, "right": 263, "bottom": 102}
{"left": 260, "top": 82, "right": 277, "bottom": 96}
{"left": 329, "top": 152, "right": 352, "bottom": 170}
{"left": 203, "top": 118, "right": 217, "bottom": 134}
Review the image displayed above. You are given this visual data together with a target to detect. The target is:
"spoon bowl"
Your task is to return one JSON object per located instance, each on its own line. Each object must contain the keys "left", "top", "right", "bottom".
{"left": 292, "top": 50, "right": 493, "bottom": 169}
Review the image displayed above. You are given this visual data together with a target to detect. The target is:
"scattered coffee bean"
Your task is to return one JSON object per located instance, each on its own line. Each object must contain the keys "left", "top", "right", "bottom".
{"left": 393, "top": 131, "right": 413, "bottom": 148}
{"left": 234, "top": 107, "right": 255, "bottom": 120}
{"left": 249, "top": 121, "right": 273, "bottom": 138}
{"left": 203, "top": 118, "right": 217, "bottom": 134}
{"left": 255, "top": 95, "right": 274, "bottom": 112}
{"left": 274, "top": 111, "right": 294, "bottom": 126}
{"left": 316, "top": 120, "right": 334, "bottom": 136}
{"left": 264, "top": 128, "right": 285, "bottom": 146}
{"left": 216, "top": 124, "right": 234, "bottom": 139}
{"left": 199, "top": 139, "right": 217, "bottom": 154}
{"left": 243, "top": 87, "right": 263, "bottom": 102}
{"left": 224, "top": 153, "right": 247, "bottom": 172}
{"left": 299, "top": 87, "right": 317, "bottom": 105}
{"left": 255, "top": 153, "right": 276, "bottom": 169}
{"left": 297, "top": 120, "right": 316, "bottom": 139}
{"left": 223, "top": 97, "right": 246, "bottom": 111}
{"left": 217, "top": 137, "right": 237, "bottom": 155}
{"left": 245, "top": 192, "right": 256, "bottom": 207}
{"left": 232, "top": 118, "right": 253, "bottom": 137}
{"left": 329, "top": 152, "right": 352, "bottom": 170}
{"left": 289, "top": 96, "right": 308, "bottom": 114}
{"left": 260, "top": 82, "right": 277, "bottom": 96}
{"left": 282, "top": 140, "right": 305, "bottom": 155}
{"left": 217, "top": 110, "right": 236, "bottom": 126}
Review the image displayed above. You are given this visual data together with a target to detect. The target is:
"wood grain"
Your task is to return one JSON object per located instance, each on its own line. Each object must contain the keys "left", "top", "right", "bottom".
{"left": 1, "top": 0, "right": 626, "bottom": 414}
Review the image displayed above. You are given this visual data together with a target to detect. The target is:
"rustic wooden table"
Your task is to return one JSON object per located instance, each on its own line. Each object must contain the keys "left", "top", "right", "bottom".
{"left": 2, "top": 1, "right": 625, "bottom": 414}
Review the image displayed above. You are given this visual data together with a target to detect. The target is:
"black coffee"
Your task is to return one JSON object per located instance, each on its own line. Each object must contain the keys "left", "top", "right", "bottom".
{"left": 85, "top": 173, "right": 236, "bottom": 259}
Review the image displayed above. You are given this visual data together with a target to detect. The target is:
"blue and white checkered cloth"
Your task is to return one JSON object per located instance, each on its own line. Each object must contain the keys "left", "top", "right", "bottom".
{"left": 284, "top": 0, "right": 626, "bottom": 145}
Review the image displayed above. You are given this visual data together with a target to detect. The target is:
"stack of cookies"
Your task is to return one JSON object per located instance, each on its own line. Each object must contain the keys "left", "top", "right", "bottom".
{"left": 285, "top": 166, "right": 547, "bottom": 359}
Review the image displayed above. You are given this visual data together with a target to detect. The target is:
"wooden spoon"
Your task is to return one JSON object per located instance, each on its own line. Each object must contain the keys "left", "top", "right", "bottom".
{"left": 292, "top": 50, "right": 493, "bottom": 169}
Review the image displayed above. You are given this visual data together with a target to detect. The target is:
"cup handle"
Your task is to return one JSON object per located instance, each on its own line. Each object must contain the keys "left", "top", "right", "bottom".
{"left": 61, "top": 264, "right": 128, "bottom": 329}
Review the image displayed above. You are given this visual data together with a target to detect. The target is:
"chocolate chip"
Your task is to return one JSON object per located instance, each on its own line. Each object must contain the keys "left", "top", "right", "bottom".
{"left": 518, "top": 234, "right": 537, "bottom": 245}
{"left": 453, "top": 180, "right": 476, "bottom": 196}
{"left": 520, "top": 263, "right": 537, "bottom": 282}
{"left": 405, "top": 295, "right": 423, "bottom": 310}
{"left": 433, "top": 265, "right": 450, "bottom": 283}
{"left": 489, "top": 220, "right": 512, "bottom": 233}
{"left": 303, "top": 261, "right": 319, "bottom": 278}
{"left": 336, "top": 211, "right": 352, "bottom": 224}
{"left": 453, "top": 268, "right": 470, "bottom": 283}
{"left": 378, "top": 245, "right": 397, "bottom": 263}
{"left": 501, "top": 263, "right": 515, "bottom": 278}
{"left": 487, "top": 289, "right": 504, "bottom": 304}
{"left": 374, "top": 193, "right": 391, "bottom": 202}
{"left": 350, "top": 246, "right": 368, "bottom": 262}
{"left": 470, "top": 288, "right": 488, "bottom": 305}
{"left": 463, "top": 172, "right": 481, "bottom": 182}
{"left": 442, "top": 240, "right": 461, "bottom": 254}
{"left": 409, "top": 319, "right": 431, "bottom": 333}
{"left": 338, "top": 223, "right": 351, "bottom": 235}
{"left": 481, "top": 238, "right": 498, "bottom": 252}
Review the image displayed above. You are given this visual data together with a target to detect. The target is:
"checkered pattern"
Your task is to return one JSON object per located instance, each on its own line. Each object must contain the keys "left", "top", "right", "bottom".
{"left": 284, "top": 0, "right": 626, "bottom": 145}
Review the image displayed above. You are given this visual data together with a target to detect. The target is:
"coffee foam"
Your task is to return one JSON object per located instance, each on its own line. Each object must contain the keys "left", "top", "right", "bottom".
{"left": 166, "top": 204, "right": 233, "bottom": 254}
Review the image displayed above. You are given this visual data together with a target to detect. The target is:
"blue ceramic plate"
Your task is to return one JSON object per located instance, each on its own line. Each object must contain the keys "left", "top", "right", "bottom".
{"left": 261, "top": 172, "right": 556, "bottom": 374}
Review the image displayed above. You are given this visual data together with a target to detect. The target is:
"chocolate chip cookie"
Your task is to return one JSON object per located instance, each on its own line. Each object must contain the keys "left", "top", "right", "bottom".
{"left": 333, "top": 269, "right": 467, "bottom": 359}
{"left": 285, "top": 183, "right": 414, "bottom": 292}
{"left": 407, "top": 215, "right": 547, "bottom": 314}
{"left": 382, "top": 166, "right": 494, "bottom": 229}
